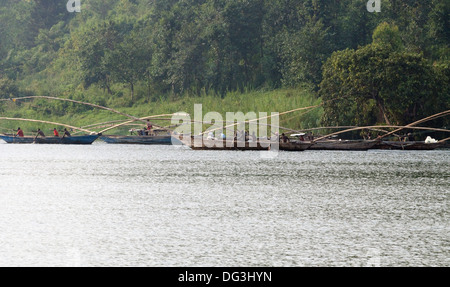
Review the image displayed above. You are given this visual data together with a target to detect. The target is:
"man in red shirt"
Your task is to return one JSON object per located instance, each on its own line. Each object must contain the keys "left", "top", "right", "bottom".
{"left": 16, "top": 127, "right": 24, "bottom": 137}
{"left": 53, "top": 128, "right": 59, "bottom": 137}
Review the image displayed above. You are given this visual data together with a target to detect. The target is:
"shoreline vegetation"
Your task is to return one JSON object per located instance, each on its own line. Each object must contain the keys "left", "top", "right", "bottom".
{"left": 0, "top": 88, "right": 323, "bottom": 136}
{"left": 1, "top": 1, "right": 449, "bottom": 139}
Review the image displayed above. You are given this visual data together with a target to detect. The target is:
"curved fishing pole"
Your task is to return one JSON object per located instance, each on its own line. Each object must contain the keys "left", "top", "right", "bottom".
{"left": 378, "top": 110, "right": 450, "bottom": 139}
{"left": 5, "top": 95, "right": 178, "bottom": 133}
{"left": 290, "top": 126, "right": 394, "bottom": 137}
{"left": 197, "top": 104, "right": 324, "bottom": 136}
{"left": 5, "top": 96, "right": 153, "bottom": 125}
{"left": 0, "top": 117, "right": 96, "bottom": 134}
{"left": 313, "top": 125, "right": 450, "bottom": 142}
{"left": 440, "top": 137, "right": 450, "bottom": 143}
{"left": 98, "top": 113, "right": 185, "bottom": 134}
{"left": 164, "top": 118, "right": 306, "bottom": 133}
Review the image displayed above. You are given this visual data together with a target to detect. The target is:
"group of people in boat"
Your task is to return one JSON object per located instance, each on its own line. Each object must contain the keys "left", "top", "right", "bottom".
{"left": 281, "top": 132, "right": 315, "bottom": 143}
{"left": 15, "top": 127, "right": 72, "bottom": 138}
{"left": 134, "top": 120, "right": 155, "bottom": 136}
{"left": 205, "top": 130, "right": 255, "bottom": 141}
{"left": 206, "top": 130, "right": 301, "bottom": 143}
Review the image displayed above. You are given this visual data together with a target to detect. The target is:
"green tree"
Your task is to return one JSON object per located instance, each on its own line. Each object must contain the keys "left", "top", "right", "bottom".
{"left": 320, "top": 23, "right": 446, "bottom": 127}
{"left": 280, "top": 18, "right": 331, "bottom": 88}
{"left": 105, "top": 30, "right": 150, "bottom": 101}
{"left": 0, "top": 77, "right": 18, "bottom": 99}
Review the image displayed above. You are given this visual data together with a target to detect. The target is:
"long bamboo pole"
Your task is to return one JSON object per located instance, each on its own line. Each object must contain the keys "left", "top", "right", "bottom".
{"left": 7, "top": 96, "right": 145, "bottom": 122}
{"left": 0, "top": 117, "right": 96, "bottom": 134}
{"left": 98, "top": 114, "right": 182, "bottom": 134}
{"left": 379, "top": 110, "right": 450, "bottom": 139}
{"left": 313, "top": 125, "right": 450, "bottom": 142}
{"left": 6, "top": 96, "right": 177, "bottom": 132}
{"left": 199, "top": 104, "right": 323, "bottom": 136}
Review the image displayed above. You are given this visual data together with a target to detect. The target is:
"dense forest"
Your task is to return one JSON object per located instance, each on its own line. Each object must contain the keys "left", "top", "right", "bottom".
{"left": 0, "top": 0, "right": 449, "bottom": 131}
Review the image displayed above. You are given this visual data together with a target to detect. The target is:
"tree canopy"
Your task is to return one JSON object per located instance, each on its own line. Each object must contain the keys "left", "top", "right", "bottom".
{"left": 0, "top": 0, "right": 448, "bottom": 128}
{"left": 320, "top": 22, "right": 449, "bottom": 128}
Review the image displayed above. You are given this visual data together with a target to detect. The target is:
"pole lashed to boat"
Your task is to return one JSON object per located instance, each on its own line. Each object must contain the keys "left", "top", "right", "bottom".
{"left": 313, "top": 110, "right": 450, "bottom": 142}
{"left": 0, "top": 117, "right": 96, "bottom": 134}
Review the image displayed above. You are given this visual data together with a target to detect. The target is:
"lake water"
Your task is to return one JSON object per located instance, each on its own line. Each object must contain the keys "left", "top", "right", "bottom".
{"left": 0, "top": 141, "right": 448, "bottom": 267}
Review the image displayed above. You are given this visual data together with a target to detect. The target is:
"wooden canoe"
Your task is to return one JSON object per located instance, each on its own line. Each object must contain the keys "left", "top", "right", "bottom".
{"left": 178, "top": 136, "right": 273, "bottom": 151}
{"left": 0, "top": 134, "right": 99, "bottom": 145}
{"left": 279, "top": 141, "right": 314, "bottom": 151}
{"left": 308, "top": 139, "right": 379, "bottom": 151}
{"left": 100, "top": 135, "right": 174, "bottom": 145}
{"left": 373, "top": 141, "right": 446, "bottom": 150}
{"left": 178, "top": 136, "right": 314, "bottom": 151}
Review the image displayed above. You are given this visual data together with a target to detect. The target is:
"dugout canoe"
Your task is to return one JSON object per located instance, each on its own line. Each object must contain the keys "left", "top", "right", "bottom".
{"left": 308, "top": 139, "right": 379, "bottom": 151}
{"left": 100, "top": 135, "right": 174, "bottom": 145}
{"left": 0, "top": 134, "right": 100, "bottom": 145}
{"left": 372, "top": 141, "right": 446, "bottom": 150}
{"left": 178, "top": 136, "right": 273, "bottom": 151}
{"left": 178, "top": 136, "right": 313, "bottom": 151}
{"left": 279, "top": 141, "right": 314, "bottom": 151}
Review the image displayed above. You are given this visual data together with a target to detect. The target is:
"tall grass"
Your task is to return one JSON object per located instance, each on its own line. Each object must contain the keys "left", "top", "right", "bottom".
{"left": 0, "top": 87, "right": 323, "bottom": 135}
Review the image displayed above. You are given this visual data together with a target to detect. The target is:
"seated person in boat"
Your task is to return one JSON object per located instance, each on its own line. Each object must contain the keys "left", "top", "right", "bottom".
{"left": 402, "top": 133, "right": 414, "bottom": 142}
{"left": 146, "top": 120, "right": 153, "bottom": 134}
{"left": 236, "top": 130, "right": 245, "bottom": 141}
{"left": 281, "top": 133, "right": 290, "bottom": 143}
{"left": 407, "top": 133, "right": 414, "bottom": 141}
{"left": 53, "top": 128, "right": 59, "bottom": 137}
{"left": 16, "top": 127, "right": 24, "bottom": 137}
{"left": 63, "top": 128, "right": 71, "bottom": 137}
{"left": 36, "top": 128, "right": 46, "bottom": 138}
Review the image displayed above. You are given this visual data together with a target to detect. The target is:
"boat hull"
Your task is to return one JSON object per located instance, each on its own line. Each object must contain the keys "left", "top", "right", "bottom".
{"left": 100, "top": 135, "right": 173, "bottom": 145}
{"left": 309, "top": 140, "right": 379, "bottom": 151}
{"left": 179, "top": 137, "right": 273, "bottom": 151}
{"left": 0, "top": 135, "right": 99, "bottom": 145}
{"left": 373, "top": 141, "right": 446, "bottom": 150}
{"left": 279, "top": 141, "right": 314, "bottom": 151}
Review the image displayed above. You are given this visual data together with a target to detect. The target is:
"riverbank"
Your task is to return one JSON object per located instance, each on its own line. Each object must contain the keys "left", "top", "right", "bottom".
{"left": 0, "top": 88, "right": 323, "bottom": 136}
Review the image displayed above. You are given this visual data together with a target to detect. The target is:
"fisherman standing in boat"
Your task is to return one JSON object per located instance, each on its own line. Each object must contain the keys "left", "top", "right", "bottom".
{"left": 53, "top": 128, "right": 59, "bottom": 137}
{"left": 16, "top": 127, "right": 24, "bottom": 137}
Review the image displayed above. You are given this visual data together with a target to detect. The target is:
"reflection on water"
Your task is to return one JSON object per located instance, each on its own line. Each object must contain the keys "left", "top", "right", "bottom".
{"left": 0, "top": 142, "right": 448, "bottom": 266}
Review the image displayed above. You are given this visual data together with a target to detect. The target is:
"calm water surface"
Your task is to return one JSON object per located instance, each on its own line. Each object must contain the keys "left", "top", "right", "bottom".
{"left": 0, "top": 142, "right": 448, "bottom": 266}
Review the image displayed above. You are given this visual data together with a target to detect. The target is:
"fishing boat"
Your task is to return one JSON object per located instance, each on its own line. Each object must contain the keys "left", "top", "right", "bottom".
{"left": 279, "top": 140, "right": 314, "bottom": 151}
{"left": 178, "top": 136, "right": 274, "bottom": 151}
{"left": 0, "top": 134, "right": 100, "bottom": 145}
{"left": 100, "top": 135, "right": 174, "bottom": 145}
{"left": 178, "top": 135, "right": 314, "bottom": 151}
{"left": 308, "top": 139, "right": 380, "bottom": 151}
{"left": 100, "top": 128, "right": 178, "bottom": 145}
{"left": 372, "top": 141, "right": 446, "bottom": 150}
